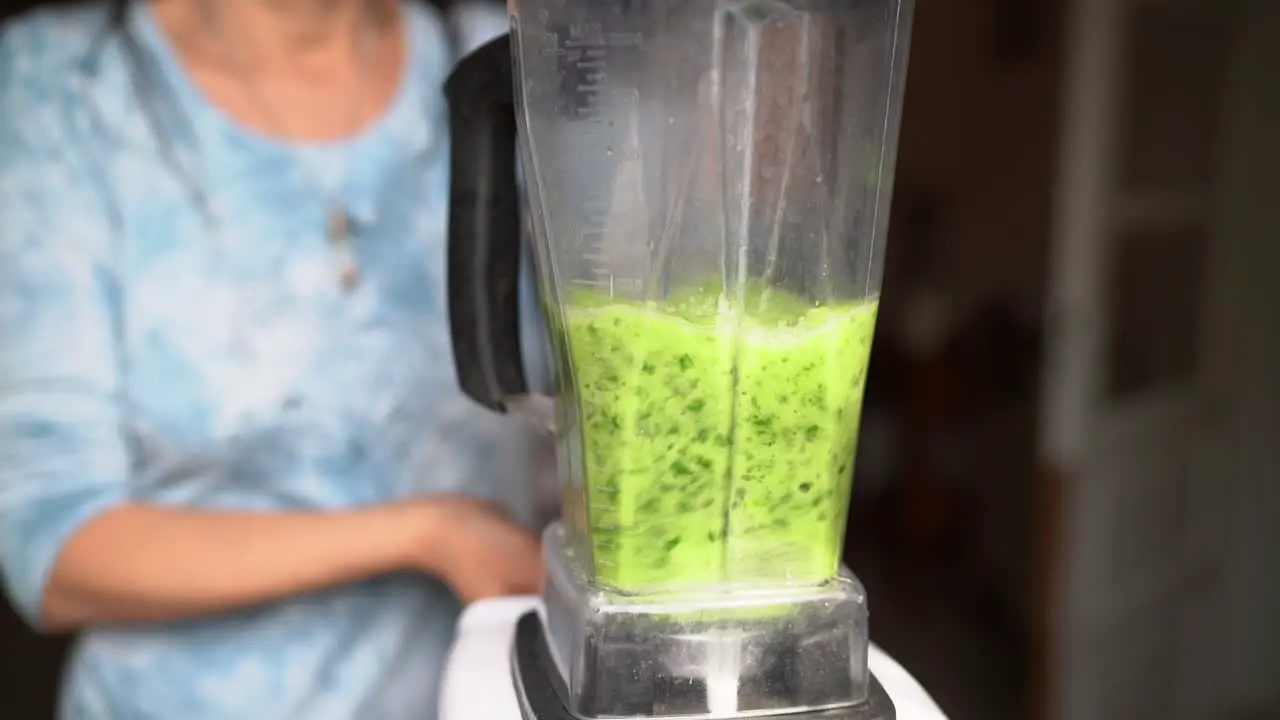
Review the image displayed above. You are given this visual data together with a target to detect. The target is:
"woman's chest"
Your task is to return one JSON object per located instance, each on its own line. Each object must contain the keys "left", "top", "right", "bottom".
{"left": 111, "top": 150, "right": 455, "bottom": 448}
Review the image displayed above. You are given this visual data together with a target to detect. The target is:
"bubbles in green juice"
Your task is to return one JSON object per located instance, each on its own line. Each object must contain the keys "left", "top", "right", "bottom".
{"left": 564, "top": 283, "right": 877, "bottom": 593}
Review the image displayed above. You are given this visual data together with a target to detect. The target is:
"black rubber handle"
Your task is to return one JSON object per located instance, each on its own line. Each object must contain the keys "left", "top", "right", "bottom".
{"left": 445, "top": 34, "right": 527, "bottom": 413}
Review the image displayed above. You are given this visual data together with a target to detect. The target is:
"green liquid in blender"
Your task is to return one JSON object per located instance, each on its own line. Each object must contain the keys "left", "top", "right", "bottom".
{"left": 565, "top": 283, "right": 878, "bottom": 593}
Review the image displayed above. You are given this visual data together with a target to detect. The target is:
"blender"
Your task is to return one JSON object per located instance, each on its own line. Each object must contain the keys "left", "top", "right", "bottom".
{"left": 443, "top": 0, "right": 917, "bottom": 717}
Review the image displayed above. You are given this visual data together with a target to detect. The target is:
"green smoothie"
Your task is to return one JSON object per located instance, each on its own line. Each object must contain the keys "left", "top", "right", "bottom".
{"left": 565, "top": 283, "right": 878, "bottom": 593}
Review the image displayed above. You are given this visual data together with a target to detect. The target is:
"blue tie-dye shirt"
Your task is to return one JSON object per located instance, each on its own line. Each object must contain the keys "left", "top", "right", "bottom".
{"left": 0, "top": 3, "right": 550, "bottom": 718}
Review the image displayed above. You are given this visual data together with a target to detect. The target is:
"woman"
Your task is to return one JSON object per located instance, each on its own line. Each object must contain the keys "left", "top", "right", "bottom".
{"left": 0, "top": 0, "right": 550, "bottom": 717}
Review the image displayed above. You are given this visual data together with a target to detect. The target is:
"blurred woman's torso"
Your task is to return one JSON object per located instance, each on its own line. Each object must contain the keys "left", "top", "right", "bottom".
{"left": 1, "top": 2, "right": 542, "bottom": 718}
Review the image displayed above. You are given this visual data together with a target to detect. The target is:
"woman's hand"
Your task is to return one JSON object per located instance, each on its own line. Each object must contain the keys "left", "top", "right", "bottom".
{"left": 414, "top": 497, "right": 544, "bottom": 606}
{"left": 37, "top": 498, "right": 544, "bottom": 632}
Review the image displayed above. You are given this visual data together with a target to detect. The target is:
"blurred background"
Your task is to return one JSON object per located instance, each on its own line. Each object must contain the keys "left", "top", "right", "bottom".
{"left": 2, "top": 0, "right": 1277, "bottom": 718}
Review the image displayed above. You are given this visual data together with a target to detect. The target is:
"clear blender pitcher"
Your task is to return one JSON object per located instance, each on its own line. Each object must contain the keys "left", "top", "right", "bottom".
{"left": 446, "top": 1, "right": 913, "bottom": 717}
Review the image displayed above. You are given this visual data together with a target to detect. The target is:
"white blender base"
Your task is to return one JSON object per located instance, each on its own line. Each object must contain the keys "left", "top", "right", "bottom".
{"left": 440, "top": 597, "right": 950, "bottom": 720}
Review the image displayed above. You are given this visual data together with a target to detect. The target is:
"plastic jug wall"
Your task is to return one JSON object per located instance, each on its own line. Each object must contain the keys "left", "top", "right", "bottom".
{"left": 510, "top": 0, "right": 915, "bottom": 595}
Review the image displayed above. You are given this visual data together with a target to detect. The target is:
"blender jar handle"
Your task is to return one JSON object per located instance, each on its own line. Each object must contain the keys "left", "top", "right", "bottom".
{"left": 445, "top": 34, "right": 528, "bottom": 414}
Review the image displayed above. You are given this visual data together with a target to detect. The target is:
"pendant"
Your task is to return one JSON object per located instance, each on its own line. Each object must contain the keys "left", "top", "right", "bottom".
{"left": 326, "top": 208, "right": 360, "bottom": 292}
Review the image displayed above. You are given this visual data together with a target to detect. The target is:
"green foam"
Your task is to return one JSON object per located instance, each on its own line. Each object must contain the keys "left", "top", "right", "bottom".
{"left": 564, "top": 282, "right": 878, "bottom": 594}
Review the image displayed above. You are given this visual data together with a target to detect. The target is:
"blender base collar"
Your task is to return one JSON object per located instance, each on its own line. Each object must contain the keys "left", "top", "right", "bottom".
{"left": 520, "top": 523, "right": 896, "bottom": 720}
{"left": 513, "top": 611, "right": 896, "bottom": 720}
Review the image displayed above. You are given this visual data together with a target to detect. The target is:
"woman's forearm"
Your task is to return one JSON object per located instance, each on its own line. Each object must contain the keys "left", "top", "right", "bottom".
{"left": 41, "top": 502, "right": 438, "bottom": 632}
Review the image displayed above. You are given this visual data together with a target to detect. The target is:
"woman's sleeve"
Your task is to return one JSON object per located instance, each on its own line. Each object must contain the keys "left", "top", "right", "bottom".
{"left": 0, "top": 44, "right": 131, "bottom": 627}
{"left": 448, "top": 0, "right": 509, "bottom": 58}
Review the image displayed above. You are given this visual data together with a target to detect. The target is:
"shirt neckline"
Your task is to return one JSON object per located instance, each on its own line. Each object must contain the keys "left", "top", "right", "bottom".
{"left": 126, "top": 1, "right": 444, "bottom": 226}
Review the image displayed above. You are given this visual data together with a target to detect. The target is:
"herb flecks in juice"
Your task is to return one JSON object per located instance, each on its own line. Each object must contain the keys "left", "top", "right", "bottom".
{"left": 565, "top": 283, "right": 877, "bottom": 592}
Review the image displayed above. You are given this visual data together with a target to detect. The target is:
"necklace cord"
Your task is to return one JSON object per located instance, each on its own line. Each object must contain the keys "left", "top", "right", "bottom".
{"left": 82, "top": 0, "right": 388, "bottom": 290}
{"left": 82, "top": 0, "right": 214, "bottom": 225}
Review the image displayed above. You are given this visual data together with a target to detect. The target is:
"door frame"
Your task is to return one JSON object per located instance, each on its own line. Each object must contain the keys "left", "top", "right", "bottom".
{"left": 1033, "top": 0, "right": 1245, "bottom": 717}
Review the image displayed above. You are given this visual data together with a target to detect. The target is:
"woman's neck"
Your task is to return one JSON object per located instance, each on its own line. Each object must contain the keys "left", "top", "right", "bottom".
{"left": 152, "top": 0, "right": 407, "bottom": 142}
{"left": 159, "top": 0, "right": 400, "bottom": 78}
